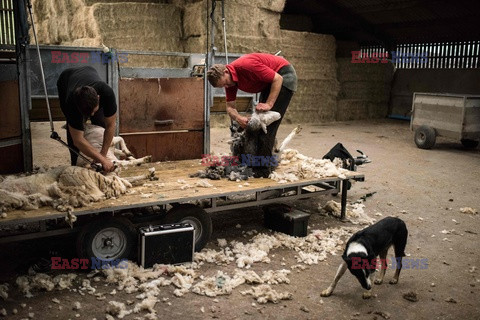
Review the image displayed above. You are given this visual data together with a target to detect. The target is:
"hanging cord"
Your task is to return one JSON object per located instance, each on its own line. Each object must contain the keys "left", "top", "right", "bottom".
{"left": 25, "top": 0, "right": 102, "bottom": 171}
{"left": 26, "top": 0, "right": 53, "bottom": 134}
{"left": 221, "top": 0, "right": 228, "bottom": 64}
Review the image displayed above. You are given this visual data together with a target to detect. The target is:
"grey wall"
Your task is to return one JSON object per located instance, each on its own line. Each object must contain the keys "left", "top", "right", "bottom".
{"left": 390, "top": 69, "right": 480, "bottom": 117}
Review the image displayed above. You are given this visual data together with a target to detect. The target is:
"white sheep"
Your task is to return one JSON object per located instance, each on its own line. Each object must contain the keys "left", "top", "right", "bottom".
{"left": 0, "top": 166, "right": 132, "bottom": 213}
{"left": 77, "top": 123, "right": 152, "bottom": 168}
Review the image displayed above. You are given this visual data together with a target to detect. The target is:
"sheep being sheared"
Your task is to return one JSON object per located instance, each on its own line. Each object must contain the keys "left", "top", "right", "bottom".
{"left": 0, "top": 166, "right": 132, "bottom": 213}
{"left": 229, "top": 111, "right": 281, "bottom": 158}
{"left": 76, "top": 123, "right": 152, "bottom": 168}
{"left": 229, "top": 110, "right": 301, "bottom": 173}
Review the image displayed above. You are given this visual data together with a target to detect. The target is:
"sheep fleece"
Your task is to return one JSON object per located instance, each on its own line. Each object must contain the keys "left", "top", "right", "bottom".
{"left": 0, "top": 166, "right": 131, "bottom": 212}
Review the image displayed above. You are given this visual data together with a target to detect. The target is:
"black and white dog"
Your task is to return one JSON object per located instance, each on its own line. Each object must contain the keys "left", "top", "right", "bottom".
{"left": 321, "top": 217, "right": 408, "bottom": 299}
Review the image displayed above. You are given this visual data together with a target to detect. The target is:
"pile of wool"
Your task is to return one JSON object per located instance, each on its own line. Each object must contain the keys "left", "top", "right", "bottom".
{"left": 106, "top": 301, "right": 132, "bottom": 319}
{"left": 0, "top": 283, "right": 8, "bottom": 300}
{"left": 231, "top": 233, "right": 283, "bottom": 268}
{"left": 241, "top": 284, "right": 292, "bottom": 304}
{"left": 460, "top": 207, "right": 478, "bottom": 215}
{"left": 194, "top": 247, "right": 235, "bottom": 265}
{"left": 320, "top": 200, "right": 376, "bottom": 225}
{"left": 190, "top": 164, "right": 253, "bottom": 181}
{"left": 192, "top": 269, "right": 291, "bottom": 297}
{"left": 16, "top": 273, "right": 77, "bottom": 298}
{"left": 191, "top": 271, "right": 245, "bottom": 297}
{"left": 270, "top": 149, "right": 347, "bottom": 183}
{"left": 0, "top": 166, "right": 132, "bottom": 213}
{"left": 171, "top": 273, "right": 195, "bottom": 297}
{"left": 103, "top": 261, "right": 172, "bottom": 293}
{"left": 195, "top": 226, "right": 357, "bottom": 268}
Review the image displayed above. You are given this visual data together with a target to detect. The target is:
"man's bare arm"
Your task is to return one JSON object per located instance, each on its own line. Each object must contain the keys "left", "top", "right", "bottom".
{"left": 256, "top": 73, "right": 283, "bottom": 112}
{"left": 226, "top": 100, "right": 249, "bottom": 128}
{"left": 101, "top": 114, "right": 116, "bottom": 157}
{"left": 69, "top": 126, "right": 114, "bottom": 172}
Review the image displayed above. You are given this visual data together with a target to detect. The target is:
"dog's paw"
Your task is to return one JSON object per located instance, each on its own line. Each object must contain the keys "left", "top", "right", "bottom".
{"left": 389, "top": 278, "right": 398, "bottom": 285}
{"left": 374, "top": 279, "right": 383, "bottom": 285}
{"left": 320, "top": 288, "right": 332, "bottom": 297}
{"left": 362, "top": 291, "right": 372, "bottom": 299}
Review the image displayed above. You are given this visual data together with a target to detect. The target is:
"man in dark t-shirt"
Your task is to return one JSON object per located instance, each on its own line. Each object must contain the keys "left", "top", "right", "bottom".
{"left": 57, "top": 66, "right": 117, "bottom": 172}
{"left": 206, "top": 53, "right": 297, "bottom": 177}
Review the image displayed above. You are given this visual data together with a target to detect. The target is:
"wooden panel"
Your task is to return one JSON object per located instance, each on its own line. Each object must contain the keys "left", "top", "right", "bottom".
{"left": 29, "top": 97, "right": 65, "bottom": 122}
{"left": 0, "top": 80, "right": 21, "bottom": 139}
{"left": 121, "top": 131, "right": 204, "bottom": 162}
{"left": 119, "top": 78, "right": 204, "bottom": 132}
{"left": 0, "top": 143, "right": 23, "bottom": 174}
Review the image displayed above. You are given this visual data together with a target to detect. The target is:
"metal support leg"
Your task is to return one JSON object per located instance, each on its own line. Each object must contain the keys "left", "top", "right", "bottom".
{"left": 340, "top": 179, "right": 349, "bottom": 221}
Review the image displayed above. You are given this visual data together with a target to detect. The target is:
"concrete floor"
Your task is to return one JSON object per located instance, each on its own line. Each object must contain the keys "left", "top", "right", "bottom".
{"left": 1, "top": 119, "right": 479, "bottom": 319}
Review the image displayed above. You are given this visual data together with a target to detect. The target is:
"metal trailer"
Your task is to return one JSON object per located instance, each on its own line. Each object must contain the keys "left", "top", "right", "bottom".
{"left": 0, "top": 160, "right": 364, "bottom": 260}
{"left": 411, "top": 92, "right": 480, "bottom": 149}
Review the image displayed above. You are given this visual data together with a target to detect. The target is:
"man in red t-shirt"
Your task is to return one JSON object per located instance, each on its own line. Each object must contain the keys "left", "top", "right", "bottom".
{"left": 207, "top": 53, "right": 297, "bottom": 177}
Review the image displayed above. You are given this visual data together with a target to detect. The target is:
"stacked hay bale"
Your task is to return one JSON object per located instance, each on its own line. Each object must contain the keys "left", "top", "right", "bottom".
{"left": 336, "top": 58, "right": 394, "bottom": 120}
{"left": 280, "top": 31, "right": 339, "bottom": 123}
{"left": 32, "top": 0, "right": 186, "bottom": 68}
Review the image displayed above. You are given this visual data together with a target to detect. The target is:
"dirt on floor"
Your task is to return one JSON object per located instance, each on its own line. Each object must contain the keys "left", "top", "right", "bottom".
{"left": 1, "top": 119, "right": 479, "bottom": 320}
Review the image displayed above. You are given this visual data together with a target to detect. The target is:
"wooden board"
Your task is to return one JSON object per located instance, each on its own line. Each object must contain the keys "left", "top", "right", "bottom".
{"left": 121, "top": 131, "right": 204, "bottom": 161}
{"left": 0, "top": 159, "right": 364, "bottom": 225}
{"left": 119, "top": 78, "right": 204, "bottom": 133}
{"left": 0, "top": 80, "right": 21, "bottom": 139}
{"left": 0, "top": 143, "right": 24, "bottom": 174}
{"left": 29, "top": 97, "right": 64, "bottom": 122}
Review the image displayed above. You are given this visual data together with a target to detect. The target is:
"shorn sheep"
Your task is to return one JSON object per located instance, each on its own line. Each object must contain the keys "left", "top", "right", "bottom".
{"left": 0, "top": 125, "right": 155, "bottom": 215}
{"left": 77, "top": 123, "right": 152, "bottom": 168}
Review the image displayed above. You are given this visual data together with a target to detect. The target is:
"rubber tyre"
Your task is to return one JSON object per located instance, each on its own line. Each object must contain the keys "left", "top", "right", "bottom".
{"left": 461, "top": 139, "right": 479, "bottom": 149}
{"left": 164, "top": 204, "right": 212, "bottom": 252}
{"left": 414, "top": 126, "right": 436, "bottom": 149}
{"left": 76, "top": 217, "right": 136, "bottom": 261}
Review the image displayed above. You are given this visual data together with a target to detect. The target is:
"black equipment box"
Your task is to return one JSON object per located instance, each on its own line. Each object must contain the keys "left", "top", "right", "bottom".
{"left": 263, "top": 204, "right": 310, "bottom": 237}
{"left": 138, "top": 223, "right": 195, "bottom": 268}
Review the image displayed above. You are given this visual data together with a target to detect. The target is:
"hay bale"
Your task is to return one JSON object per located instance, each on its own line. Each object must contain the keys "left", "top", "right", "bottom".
{"left": 93, "top": 3, "right": 182, "bottom": 52}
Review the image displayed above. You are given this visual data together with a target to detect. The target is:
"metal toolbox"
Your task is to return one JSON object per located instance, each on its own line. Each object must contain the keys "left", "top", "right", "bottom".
{"left": 138, "top": 223, "right": 195, "bottom": 268}
{"left": 263, "top": 204, "right": 310, "bottom": 237}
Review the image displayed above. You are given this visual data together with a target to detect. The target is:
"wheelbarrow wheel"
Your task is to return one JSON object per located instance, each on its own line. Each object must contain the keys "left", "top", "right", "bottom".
{"left": 461, "top": 139, "right": 479, "bottom": 149}
{"left": 414, "top": 126, "right": 436, "bottom": 149}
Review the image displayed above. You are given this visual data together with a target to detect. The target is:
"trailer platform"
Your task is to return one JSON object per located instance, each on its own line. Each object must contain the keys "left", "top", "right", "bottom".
{"left": 0, "top": 159, "right": 365, "bottom": 258}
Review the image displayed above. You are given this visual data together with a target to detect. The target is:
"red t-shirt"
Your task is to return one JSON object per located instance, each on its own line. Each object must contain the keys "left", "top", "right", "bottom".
{"left": 225, "top": 53, "right": 289, "bottom": 102}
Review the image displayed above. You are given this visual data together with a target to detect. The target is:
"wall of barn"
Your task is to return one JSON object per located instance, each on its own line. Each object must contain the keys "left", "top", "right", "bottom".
{"left": 336, "top": 42, "right": 394, "bottom": 121}
{"left": 30, "top": 0, "right": 390, "bottom": 125}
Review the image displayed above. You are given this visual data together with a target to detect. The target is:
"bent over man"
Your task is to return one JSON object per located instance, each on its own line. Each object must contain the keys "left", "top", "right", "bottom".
{"left": 207, "top": 53, "right": 297, "bottom": 177}
{"left": 57, "top": 66, "right": 117, "bottom": 172}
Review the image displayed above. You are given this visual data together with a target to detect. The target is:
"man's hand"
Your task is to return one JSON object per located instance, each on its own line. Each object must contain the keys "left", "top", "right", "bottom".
{"left": 100, "top": 157, "right": 115, "bottom": 173}
{"left": 256, "top": 103, "right": 272, "bottom": 112}
{"left": 237, "top": 116, "right": 250, "bottom": 128}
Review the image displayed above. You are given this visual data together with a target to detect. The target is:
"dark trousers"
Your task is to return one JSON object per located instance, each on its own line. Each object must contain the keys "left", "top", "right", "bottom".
{"left": 256, "top": 85, "right": 294, "bottom": 158}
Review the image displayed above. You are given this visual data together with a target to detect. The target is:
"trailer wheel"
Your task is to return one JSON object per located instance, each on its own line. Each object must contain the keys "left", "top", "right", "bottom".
{"left": 164, "top": 204, "right": 212, "bottom": 252}
{"left": 76, "top": 217, "right": 136, "bottom": 261}
{"left": 414, "top": 126, "right": 436, "bottom": 149}
{"left": 461, "top": 139, "right": 479, "bottom": 149}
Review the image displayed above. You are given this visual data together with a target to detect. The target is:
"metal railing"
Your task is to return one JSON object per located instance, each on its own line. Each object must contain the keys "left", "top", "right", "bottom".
{"left": 361, "top": 41, "right": 480, "bottom": 69}
{"left": 0, "top": 0, "right": 15, "bottom": 48}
